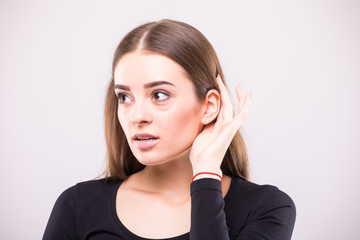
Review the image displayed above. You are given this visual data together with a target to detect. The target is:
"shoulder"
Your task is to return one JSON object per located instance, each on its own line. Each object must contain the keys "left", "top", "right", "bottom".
{"left": 52, "top": 178, "right": 122, "bottom": 225}
{"left": 225, "top": 177, "right": 296, "bottom": 239}
{"left": 226, "top": 177, "right": 295, "bottom": 209}
{"left": 44, "top": 178, "right": 123, "bottom": 239}
{"left": 75, "top": 178, "right": 121, "bottom": 193}
{"left": 56, "top": 178, "right": 122, "bottom": 206}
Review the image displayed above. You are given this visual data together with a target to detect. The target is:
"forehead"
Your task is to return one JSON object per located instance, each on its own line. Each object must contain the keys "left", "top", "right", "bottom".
{"left": 114, "top": 51, "right": 190, "bottom": 85}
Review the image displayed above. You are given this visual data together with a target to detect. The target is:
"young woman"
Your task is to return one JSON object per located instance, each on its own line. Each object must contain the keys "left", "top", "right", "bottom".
{"left": 43, "top": 19, "right": 296, "bottom": 240}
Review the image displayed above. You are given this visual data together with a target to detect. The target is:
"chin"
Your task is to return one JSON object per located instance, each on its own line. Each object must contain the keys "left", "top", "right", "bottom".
{"left": 135, "top": 157, "right": 169, "bottom": 166}
{"left": 133, "top": 148, "right": 191, "bottom": 166}
{"left": 131, "top": 150, "right": 164, "bottom": 165}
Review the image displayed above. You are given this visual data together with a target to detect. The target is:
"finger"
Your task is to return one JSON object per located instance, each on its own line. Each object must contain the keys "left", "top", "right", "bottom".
{"left": 235, "top": 84, "right": 246, "bottom": 112}
{"left": 234, "top": 92, "right": 251, "bottom": 127}
{"left": 216, "top": 92, "right": 251, "bottom": 148}
{"left": 216, "top": 75, "right": 233, "bottom": 121}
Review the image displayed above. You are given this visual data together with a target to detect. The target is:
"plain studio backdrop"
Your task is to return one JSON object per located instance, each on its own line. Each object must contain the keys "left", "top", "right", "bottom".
{"left": 1, "top": 0, "right": 359, "bottom": 239}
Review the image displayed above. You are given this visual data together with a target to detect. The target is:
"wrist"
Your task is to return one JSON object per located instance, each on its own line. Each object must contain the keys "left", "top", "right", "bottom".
{"left": 192, "top": 169, "right": 222, "bottom": 181}
{"left": 192, "top": 172, "right": 222, "bottom": 181}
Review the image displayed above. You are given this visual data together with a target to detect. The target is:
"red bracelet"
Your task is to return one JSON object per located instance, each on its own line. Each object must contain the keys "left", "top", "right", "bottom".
{"left": 192, "top": 172, "right": 222, "bottom": 181}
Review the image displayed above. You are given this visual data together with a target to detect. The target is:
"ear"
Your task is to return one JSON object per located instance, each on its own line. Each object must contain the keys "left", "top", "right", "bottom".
{"left": 201, "top": 89, "right": 221, "bottom": 125}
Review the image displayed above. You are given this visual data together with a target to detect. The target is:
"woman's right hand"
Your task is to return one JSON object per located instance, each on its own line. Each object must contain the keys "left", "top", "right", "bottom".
{"left": 190, "top": 75, "right": 252, "bottom": 180}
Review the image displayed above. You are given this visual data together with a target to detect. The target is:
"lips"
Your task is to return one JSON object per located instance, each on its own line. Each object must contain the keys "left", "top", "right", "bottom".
{"left": 132, "top": 133, "right": 160, "bottom": 149}
{"left": 132, "top": 133, "right": 158, "bottom": 140}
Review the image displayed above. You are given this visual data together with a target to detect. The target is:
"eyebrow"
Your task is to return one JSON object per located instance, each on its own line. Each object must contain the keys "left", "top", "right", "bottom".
{"left": 114, "top": 81, "right": 175, "bottom": 91}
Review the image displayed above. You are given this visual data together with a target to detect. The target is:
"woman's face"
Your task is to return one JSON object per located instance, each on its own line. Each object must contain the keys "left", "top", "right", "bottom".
{"left": 114, "top": 51, "right": 205, "bottom": 165}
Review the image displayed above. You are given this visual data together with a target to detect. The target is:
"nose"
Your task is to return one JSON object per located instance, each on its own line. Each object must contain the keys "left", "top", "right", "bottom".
{"left": 129, "top": 99, "right": 152, "bottom": 126}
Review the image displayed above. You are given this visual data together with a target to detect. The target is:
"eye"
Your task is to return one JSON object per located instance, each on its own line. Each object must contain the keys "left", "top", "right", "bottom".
{"left": 152, "top": 91, "right": 170, "bottom": 102}
{"left": 116, "top": 93, "right": 132, "bottom": 104}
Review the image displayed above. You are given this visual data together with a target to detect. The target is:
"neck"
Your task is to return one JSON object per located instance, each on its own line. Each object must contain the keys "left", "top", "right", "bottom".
{"left": 135, "top": 148, "right": 193, "bottom": 199}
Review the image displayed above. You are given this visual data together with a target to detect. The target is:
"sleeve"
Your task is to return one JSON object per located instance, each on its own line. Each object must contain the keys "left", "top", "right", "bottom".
{"left": 190, "top": 178, "right": 228, "bottom": 239}
{"left": 235, "top": 186, "right": 296, "bottom": 240}
{"left": 42, "top": 186, "right": 77, "bottom": 240}
{"left": 190, "top": 179, "right": 296, "bottom": 240}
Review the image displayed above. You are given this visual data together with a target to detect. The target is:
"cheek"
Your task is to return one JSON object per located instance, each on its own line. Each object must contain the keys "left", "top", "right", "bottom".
{"left": 160, "top": 107, "right": 202, "bottom": 141}
{"left": 117, "top": 111, "right": 130, "bottom": 136}
{"left": 158, "top": 112, "right": 177, "bottom": 137}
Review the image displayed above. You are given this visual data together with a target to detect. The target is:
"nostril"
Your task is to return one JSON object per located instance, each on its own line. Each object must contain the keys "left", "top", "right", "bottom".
{"left": 129, "top": 101, "right": 153, "bottom": 125}
{"left": 139, "top": 120, "right": 149, "bottom": 124}
{"left": 132, "top": 118, "right": 151, "bottom": 126}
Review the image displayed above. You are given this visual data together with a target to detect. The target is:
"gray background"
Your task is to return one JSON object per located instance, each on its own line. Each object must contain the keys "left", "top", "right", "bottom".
{"left": 1, "top": 0, "right": 359, "bottom": 239}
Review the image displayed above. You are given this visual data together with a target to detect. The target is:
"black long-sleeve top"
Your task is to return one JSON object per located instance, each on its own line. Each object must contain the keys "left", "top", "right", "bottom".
{"left": 43, "top": 177, "right": 296, "bottom": 240}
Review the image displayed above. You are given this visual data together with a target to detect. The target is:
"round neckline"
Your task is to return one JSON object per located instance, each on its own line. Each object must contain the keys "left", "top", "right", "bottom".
{"left": 110, "top": 177, "right": 235, "bottom": 240}
{"left": 111, "top": 180, "right": 190, "bottom": 240}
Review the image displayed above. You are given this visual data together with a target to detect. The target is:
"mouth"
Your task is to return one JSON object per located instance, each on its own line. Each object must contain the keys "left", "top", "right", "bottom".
{"left": 132, "top": 133, "right": 160, "bottom": 149}
{"left": 134, "top": 136, "right": 158, "bottom": 141}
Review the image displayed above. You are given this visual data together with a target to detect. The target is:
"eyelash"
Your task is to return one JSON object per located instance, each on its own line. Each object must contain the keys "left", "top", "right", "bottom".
{"left": 116, "top": 91, "right": 170, "bottom": 104}
{"left": 116, "top": 93, "right": 131, "bottom": 104}
{"left": 151, "top": 91, "right": 170, "bottom": 102}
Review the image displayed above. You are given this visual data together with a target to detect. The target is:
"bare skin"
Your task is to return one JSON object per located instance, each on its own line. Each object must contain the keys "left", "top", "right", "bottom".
{"left": 114, "top": 51, "right": 251, "bottom": 238}
{"left": 116, "top": 152, "right": 232, "bottom": 238}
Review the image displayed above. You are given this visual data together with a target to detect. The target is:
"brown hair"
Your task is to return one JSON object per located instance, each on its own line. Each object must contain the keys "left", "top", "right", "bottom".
{"left": 103, "top": 19, "right": 249, "bottom": 180}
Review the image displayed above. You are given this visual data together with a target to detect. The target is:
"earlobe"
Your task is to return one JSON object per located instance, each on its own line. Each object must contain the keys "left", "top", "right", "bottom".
{"left": 201, "top": 89, "right": 221, "bottom": 125}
